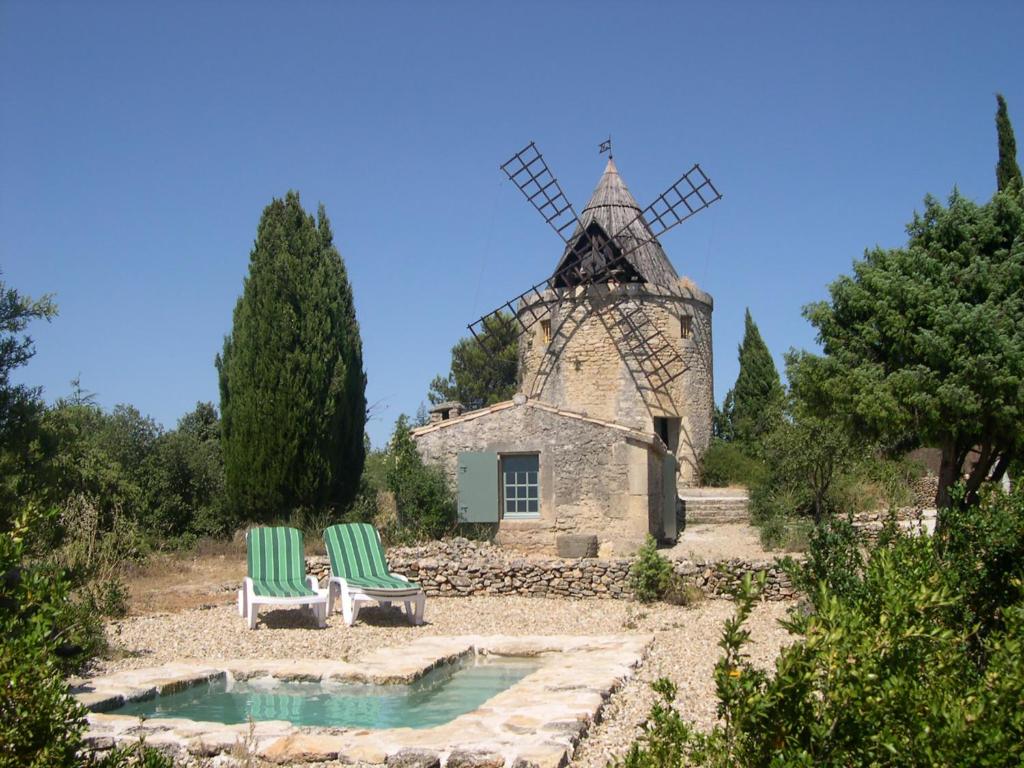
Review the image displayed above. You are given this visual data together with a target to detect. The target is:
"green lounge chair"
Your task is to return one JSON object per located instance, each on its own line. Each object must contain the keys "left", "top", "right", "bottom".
{"left": 237, "top": 526, "right": 328, "bottom": 630}
{"left": 323, "top": 523, "right": 425, "bottom": 626}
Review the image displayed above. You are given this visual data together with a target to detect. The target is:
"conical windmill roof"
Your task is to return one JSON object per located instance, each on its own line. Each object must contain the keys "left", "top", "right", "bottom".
{"left": 553, "top": 158, "right": 680, "bottom": 287}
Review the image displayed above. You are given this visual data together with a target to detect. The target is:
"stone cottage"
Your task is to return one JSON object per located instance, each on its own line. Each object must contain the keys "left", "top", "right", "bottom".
{"left": 413, "top": 157, "right": 714, "bottom": 556}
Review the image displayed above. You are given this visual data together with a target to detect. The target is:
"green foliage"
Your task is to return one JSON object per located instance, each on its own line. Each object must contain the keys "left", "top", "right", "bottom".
{"left": 93, "top": 739, "right": 175, "bottom": 768}
{"left": 937, "top": 485, "right": 1024, "bottom": 654}
{"left": 142, "top": 402, "right": 229, "bottom": 542}
{"left": 711, "top": 390, "right": 735, "bottom": 441}
{"left": 788, "top": 514, "right": 866, "bottom": 603}
{"left": 0, "top": 274, "right": 56, "bottom": 531}
{"left": 218, "top": 191, "right": 367, "bottom": 521}
{"left": 620, "top": 488, "right": 1024, "bottom": 768}
{"left": 428, "top": 311, "right": 518, "bottom": 411}
{"left": 663, "top": 575, "right": 705, "bottom": 607}
{"left": 617, "top": 678, "right": 698, "bottom": 768}
{"left": 50, "top": 493, "right": 144, "bottom": 623}
{"left": 747, "top": 371, "right": 863, "bottom": 547}
{"left": 384, "top": 415, "right": 454, "bottom": 541}
{"left": 699, "top": 440, "right": 766, "bottom": 488}
{"left": 629, "top": 535, "right": 673, "bottom": 603}
{"left": 41, "top": 401, "right": 158, "bottom": 544}
{"left": 754, "top": 380, "right": 863, "bottom": 525}
{"left": 718, "top": 310, "right": 784, "bottom": 448}
{"left": 996, "top": 93, "right": 1022, "bottom": 192}
{"left": 798, "top": 184, "right": 1024, "bottom": 510}
{"left": 0, "top": 507, "right": 89, "bottom": 768}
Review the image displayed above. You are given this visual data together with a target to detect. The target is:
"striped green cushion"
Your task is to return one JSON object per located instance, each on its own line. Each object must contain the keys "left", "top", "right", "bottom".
{"left": 247, "top": 527, "right": 313, "bottom": 596}
{"left": 324, "top": 523, "right": 421, "bottom": 593}
{"left": 251, "top": 579, "right": 317, "bottom": 598}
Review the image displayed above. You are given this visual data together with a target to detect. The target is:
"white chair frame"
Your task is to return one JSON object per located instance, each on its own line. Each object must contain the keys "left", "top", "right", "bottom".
{"left": 237, "top": 574, "right": 328, "bottom": 630}
{"left": 327, "top": 574, "right": 425, "bottom": 627}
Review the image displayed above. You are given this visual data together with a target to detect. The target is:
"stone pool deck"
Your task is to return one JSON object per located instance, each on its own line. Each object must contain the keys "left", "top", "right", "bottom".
{"left": 77, "top": 634, "right": 652, "bottom": 767}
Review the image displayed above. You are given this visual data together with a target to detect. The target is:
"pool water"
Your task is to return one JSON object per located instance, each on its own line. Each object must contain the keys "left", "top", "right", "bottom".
{"left": 114, "top": 656, "right": 541, "bottom": 729}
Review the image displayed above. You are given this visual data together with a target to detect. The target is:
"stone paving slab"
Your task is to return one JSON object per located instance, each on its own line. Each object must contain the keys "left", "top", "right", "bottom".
{"left": 78, "top": 634, "right": 651, "bottom": 766}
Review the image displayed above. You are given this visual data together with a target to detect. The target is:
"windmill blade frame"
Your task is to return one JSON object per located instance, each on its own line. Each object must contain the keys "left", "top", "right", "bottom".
{"left": 610, "top": 164, "right": 721, "bottom": 266}
{"left": 467, "top": 246, "right": 637, "bottom": 350}
{"left": 500, "top": 142, "right": 582, "bottom": 243}
{"left": 472, "top": 148, "right": 722, "bottom": 366}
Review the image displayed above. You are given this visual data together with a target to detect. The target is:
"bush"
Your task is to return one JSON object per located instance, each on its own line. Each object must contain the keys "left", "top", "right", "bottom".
{"left": 0, "top": 507, "right": 90, "bottom": 767}
{"left": 141, "top": 402, "right": 230, "bottom": 543}
{"left": 384, "top": 416, "right": 455, "bottom": 541}
{"left": 699, "top": 440, "right": 766, "bottom": 488}
{"left": 619, "top": 486, "right": 1024, "bottom": 767}
{"left": 629, "top": 535, "right": 673, "bottom": 603}
{"left": 663, "top": 574, "right": 704, "bottom": 607}
{"left": 787, "top": 514, "right": 865, "bottom": 604}
{"left": 748, "top": 485, "right": 801, "bottom": 549}
{"left": 938, "top": 485, "right": 1024, "bottom": 655}
{"left": 93, "top": 739, "right": 175, "bottom": 768}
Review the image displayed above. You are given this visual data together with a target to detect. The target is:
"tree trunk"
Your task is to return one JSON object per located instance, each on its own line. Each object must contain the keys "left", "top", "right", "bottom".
{"left": 935, "top": 442, "right": 961, "bottom": 536}
{"left": 963, "top": 443, "right": 996, "bottom": 507}
{"left": 936, "top": 443, "right": 960, "bottom": 510}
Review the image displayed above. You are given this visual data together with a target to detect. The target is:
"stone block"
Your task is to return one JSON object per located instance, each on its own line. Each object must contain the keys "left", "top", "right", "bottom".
{"left": 388, "top": 749, "right": 441, "bottom": 768}
{"left": 446, "top": 749, "right": 506, "bottom": 768}
{"left": 555, "top": 534, "right": 598, "bottom": 558}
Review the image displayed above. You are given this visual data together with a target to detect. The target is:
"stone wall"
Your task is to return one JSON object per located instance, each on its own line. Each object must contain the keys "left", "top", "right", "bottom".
{"left": 413, "top": 399, "right": 666, "bottom": 556}
{"left": 306, "top": 537, "right": 796, "bottom": 602}
{"left": 852, "top": 506, "right": 937, "bottom": 543}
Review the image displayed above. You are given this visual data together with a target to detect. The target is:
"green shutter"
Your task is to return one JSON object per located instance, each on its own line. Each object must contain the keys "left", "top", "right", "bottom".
{"left": 457, "top": 452, "right": 499, "bottom": 523}
{"left": 662, "top": 453, "right": 678, "bottom": 540}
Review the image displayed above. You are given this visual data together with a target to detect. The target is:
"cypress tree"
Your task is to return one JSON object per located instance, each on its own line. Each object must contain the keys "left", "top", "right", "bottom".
{"left": 217, "top": 192, "right": 366, "bottom": 521}
{"left": 728, "top": 308, "right": 784, "bottom": 446}
{"left": 995, "top": 94, "right": 1022, "bottom": 192}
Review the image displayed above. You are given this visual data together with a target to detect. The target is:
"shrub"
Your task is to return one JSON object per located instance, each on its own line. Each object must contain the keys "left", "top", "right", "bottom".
{"left": 663, "top": 574, "right": 704, "bottom": 607}
{"left": 619, "top": 487, "right": 1024, "bottom": 767}
{"left": 384, "top": 416, "right": 454, "bottom": 541}
{"left": 629, "top": 535, "right": 673, "bottom": 603}
{"left": 937, "top": 485, "right": 1024, "bottom": 655}
{"left": 141, "top": 402, "right": 230, "bottom": 543}
{"left": 787, "top": 513, "right": 865, "bottom": 604}
{"left": 699, "top": 440, "right": 766, "bottom": 488}
{"left": 0, "top": 507, "right": 89, "bottom": 768}
{"left": 748, "top": 485, "right": 800, "bottom": 549}
{"left": 50, "top": 494, "right": 143, "bottom": 621}
{"left": 93, "top": 738, "right": 175, "bottom": 768}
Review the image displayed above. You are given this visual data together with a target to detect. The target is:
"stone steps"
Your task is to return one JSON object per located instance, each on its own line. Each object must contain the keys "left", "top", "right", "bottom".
{"left": 679, "top": 490, "right": 750, "bottom": 524}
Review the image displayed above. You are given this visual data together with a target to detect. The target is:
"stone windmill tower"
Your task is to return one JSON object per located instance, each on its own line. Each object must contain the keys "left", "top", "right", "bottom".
{"left": 470, "top": 142, "right": 720, "bottom": 485}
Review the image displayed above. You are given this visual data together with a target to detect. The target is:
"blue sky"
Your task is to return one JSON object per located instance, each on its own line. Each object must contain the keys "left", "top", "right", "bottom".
{"left": 2, "top": 1, "right": 1021, "bottom": 448}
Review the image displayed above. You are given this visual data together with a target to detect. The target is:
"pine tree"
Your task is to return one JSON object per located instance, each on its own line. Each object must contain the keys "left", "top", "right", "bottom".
{"left": 217, "top": 192, "right": 366, "bottom": 521}
{"left": 995, "top": 94, "right": 1022, "bottom": 192}
{"left": 428, "top": 311, "right": 518, "bottom": 411}
{"left": 727, "top": 309, "right": 784, "bottom": 446}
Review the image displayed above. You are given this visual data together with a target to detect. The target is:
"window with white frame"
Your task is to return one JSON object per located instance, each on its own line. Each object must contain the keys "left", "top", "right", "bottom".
{"left": 501, "top": 454, "right": 539, "bottom": 519}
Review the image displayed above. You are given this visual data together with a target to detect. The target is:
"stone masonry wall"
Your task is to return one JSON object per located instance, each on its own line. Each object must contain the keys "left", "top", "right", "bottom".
{"left": 306, "top": 537, "right": 796, "bottom": 602}
{"left": 516, "top": 280, "right": 713, "bottom": 487}
{"left": 413, "top": 399, "right": 664, "bottom": 556}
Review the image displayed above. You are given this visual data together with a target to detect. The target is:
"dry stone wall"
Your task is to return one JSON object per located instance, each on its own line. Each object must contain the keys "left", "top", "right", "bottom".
{"left": 306, "top": 537, "right": 796, "bottom": 602}
{"left": 852, "top": 506, "right": 937, "bottom": 543}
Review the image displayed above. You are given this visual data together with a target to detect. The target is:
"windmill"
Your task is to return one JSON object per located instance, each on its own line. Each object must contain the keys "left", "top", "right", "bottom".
{"left": 468, "top": 141, "right": 722, "bottom": 410}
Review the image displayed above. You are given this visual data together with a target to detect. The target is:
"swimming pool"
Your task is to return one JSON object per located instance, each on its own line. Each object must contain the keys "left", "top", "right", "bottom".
{"left": 112, "top": 656, "right": 540, "bottom": 729}
{"left": 77, "top": 635, "right": 651, "bottom": 766}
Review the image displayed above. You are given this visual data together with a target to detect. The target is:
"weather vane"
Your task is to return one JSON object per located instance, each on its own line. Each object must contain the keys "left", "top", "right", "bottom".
{"left": 599, "top": 135, "right": 612, "bottom": 158}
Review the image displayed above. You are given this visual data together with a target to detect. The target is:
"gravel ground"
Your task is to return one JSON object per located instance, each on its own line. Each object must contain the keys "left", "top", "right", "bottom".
{"left": 666, "top": 523, "right": 795, "bottom": 561}
{"left": 98, "top": 596, "right": 793, "bottom": 767}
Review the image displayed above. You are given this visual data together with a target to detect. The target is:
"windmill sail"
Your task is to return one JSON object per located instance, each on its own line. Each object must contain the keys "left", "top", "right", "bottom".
{"left": 471, "top": 145, "right": 720, "bottom": 394}
{"left": 500, "top": 142, "right": 581, "bottom": 243}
